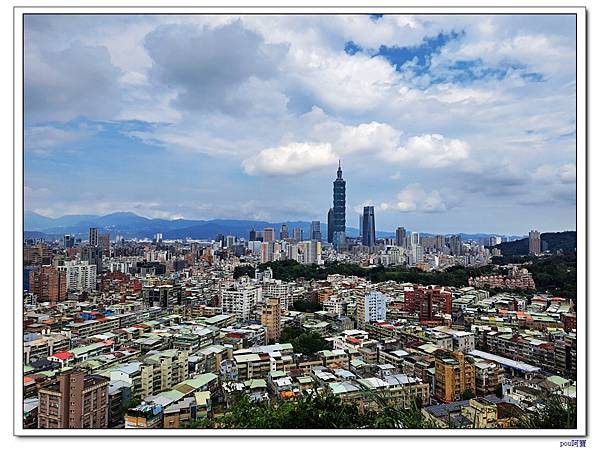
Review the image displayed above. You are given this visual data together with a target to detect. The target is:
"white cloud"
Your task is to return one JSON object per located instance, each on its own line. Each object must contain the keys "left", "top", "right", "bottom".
{"left": 383, "top": 184, "right": 448, "bottom": 213}
{"left": 533, "top": 163, "right": 576, "bottom": 184}
{"left": 380, "top": 133, "right": 470, "bottom": 168}
{"left": 242, "top": 142, "right": 338, "bottom": 176}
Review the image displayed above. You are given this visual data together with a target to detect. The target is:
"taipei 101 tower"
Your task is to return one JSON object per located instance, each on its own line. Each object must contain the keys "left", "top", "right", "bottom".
{"left": 327, "top": 160, "right": 346, "bottom": 251}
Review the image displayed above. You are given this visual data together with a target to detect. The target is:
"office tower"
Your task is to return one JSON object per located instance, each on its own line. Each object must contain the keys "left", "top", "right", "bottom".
{"left": 529, "top": 230, "right": 541, "bottom": 255}
{"left": 261, "top": 298, "right": 282, "bottom": 343}
{"left": 225, "top": 235, "right": 236, "bottom": 248}
{"left": 395, "top": 227, "right": 406, "bottom": 248}
{"left": 260, "top": 242, "right": 274, "bottom": 263}
{"left": 280, "top": 223, "right": 289, "bottom": 240}
{"left": 292, "top": 227, "right": 303, "bottom": 242}
{"left": 361, "top": 206, "right": 376, "bottom": 248}
{"left": 263, "top": 227, "right": 275, "bottom": 243}
{"left": 327, "top": 208, "right": 334, "bottom": 243}
{"left": 99, "top": 234, "right": 110, "bottom": 256}
{"left": 249, "top": 227, "right": 257, "bottom": 241}
{"left": 153, "top": 233, "right": 163, "bottom": 244}
{"left": 310, "top": 221, "right": 322, "bottom": 241}
{"left": 89, "top": 227, "right": 99, "bottom": 246}
{"left": 359, "top": 214, "right": 363, "bottom": 238}
{"left": 37, "top": 369, "right": 109, "bottom": 428}
{"left": 356, "top": 291, "right": 387, "bottom": 328}
{"left": 81, "top": 245, "right": 103, "bottom": 273}
{"left": 409, "top": 232, "right": 419, "bottom": 248}
{"left": 29, "top": 266, "right": 67, "bottom": 302}
{"left": 63, "top": 234, "right": 75, "bottom": 250}
{"left": 331, "top": 161, "right": 346, "bottom": 250}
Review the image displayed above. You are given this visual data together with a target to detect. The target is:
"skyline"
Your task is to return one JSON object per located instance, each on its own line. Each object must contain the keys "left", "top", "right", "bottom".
{"left": 24, "top": 14, "right": 576, "bottom": 235}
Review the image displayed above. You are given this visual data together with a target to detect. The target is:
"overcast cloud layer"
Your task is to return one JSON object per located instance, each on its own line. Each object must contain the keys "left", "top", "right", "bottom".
{"left": 24, "top": 14, "right": 576, "bottom": 234}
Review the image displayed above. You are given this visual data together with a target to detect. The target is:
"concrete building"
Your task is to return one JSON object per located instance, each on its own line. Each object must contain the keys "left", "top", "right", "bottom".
{"left": 261, "top": 298, "right": 282, "bottom": 343}
{"left": 38, "top": 369, "right": 109, "bottom": 428}
{"left": 356, "top": 292, "right": 387, "bottom": 329}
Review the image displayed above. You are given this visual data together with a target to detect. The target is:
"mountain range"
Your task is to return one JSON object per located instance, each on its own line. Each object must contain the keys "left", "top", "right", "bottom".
{"left": 24, "top": 211, "right": 524, "bottom": 242}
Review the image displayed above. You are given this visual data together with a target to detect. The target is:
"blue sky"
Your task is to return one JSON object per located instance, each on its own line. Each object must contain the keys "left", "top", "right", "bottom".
{"left": 24, "top": 14, "right": 576, "bottom": 234}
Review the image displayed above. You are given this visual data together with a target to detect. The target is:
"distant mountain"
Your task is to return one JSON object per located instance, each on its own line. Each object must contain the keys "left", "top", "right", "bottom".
{"left": 24, "top": 211, "right": 533, "bottom": 242}
{"left": 493, "top": 231, "right": 576, "bottom": 256}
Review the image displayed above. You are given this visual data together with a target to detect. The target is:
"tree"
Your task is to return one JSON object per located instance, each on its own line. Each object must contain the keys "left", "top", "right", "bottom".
{"left": 517, "top": 392, "right": 576, "bottom": 429}
{"left": 279, "top": 325, "right": 331, "bottom": 355}
{"left": 463, "top": 388, "right": 475, "bottom": 400}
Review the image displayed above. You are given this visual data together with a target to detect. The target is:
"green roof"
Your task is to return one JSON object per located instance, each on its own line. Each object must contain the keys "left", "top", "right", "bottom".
{"left": 175, "top": 373, "right": 218, "bottom": 390}
{"left": 244, "top": 379, "right": 267, "bottom": 390}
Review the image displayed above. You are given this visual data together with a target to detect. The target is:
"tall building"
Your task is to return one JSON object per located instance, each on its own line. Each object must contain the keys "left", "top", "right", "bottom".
{"left": 395, "top": 227, "right": 407, "bottom": 248}
{"left": 361, "top": 206, "right": 376, "bottom": 248}
{"left": 404, "top": 286, "right": 452, "bottom": 323}
{"left": 292, "top": 227, "right": 303, "bottom": 242}
{"left": 249, "top": 227, "right": 257, "bottom": 241}
{"left": 89, "top": 227, "right": 99, "bottom": 246}
{"left": 449, "top": 234, "right": 463, "bottom": 256}
{"left": 99, "top": 234, "right": 110, "bottom": 256}
{"left": 298, "top": 240, "right": 322, "bottom": 265}
{"left": 81, "top": 245, "right": 103, "bottom": 273}
{"left": 279, "top": 223, "right": 289, "bottom": 240}
{"left": 310, "top": 221, "right": 322, "bottom": 241}
{"left": 261, "top": 298, "right": 282, "bottom": 343}
{"left": 327, "top": 208, "right": 334, "bottom": 244}
{"left": 529, "top": 230, "right": 541, "bottom": 255}
{"left": 29, "top": 266, "right": 67, "bottom": 302}
{"left": 59, "top": 261, "right": 97, "bottom": 292}
{"left": 263, "top": 228, "right": 275, "bottom": 243}
{"left": 221, "top": 283, "right": 262, "bottom": 321}
{"left": 38, "top": 369, "right": 109, "bottom": 428}
{"left": 331, "top": 161, "right": 346, "bottom": 250}
{"left": 63, "top": 234, "right": 75, "bottom": 249}
{"left": 434, "top": 352, "right": 476, "bottom": 403}
{"left": 356, "top": 291, "right": 387, "bottom": 328}
{"left": 359, "top": 214, "right": 363, "bottom": 238}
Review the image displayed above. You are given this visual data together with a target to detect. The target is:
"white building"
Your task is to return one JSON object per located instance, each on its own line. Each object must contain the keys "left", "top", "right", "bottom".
{"left": 58, "top": 260, "right": 97, "bottom": 292}
{"left": 221, "top": 283, "right": 263, "bottom": 321}
{"left": 357, "top": 292, "right": 387, "bottom": 328}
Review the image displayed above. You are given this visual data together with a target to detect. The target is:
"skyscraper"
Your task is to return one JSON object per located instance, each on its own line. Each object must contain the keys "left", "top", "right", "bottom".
{"left": 280, "top": 223, "right": 289, "bottom": 240}
{"left": 395, "top": 227, "right": 406, "bottom": 248}
{"left": 327, "top": 208, "right": 334, "bottom": 244}
{"left": 310, "top": 221, "right": 322, "bottom": 241}
{"left": 249, "top": 227, "right": 257, "bottom": 241}
{"left": 359, "top": 214, "right": 363, "bottom": 238}
{"left": 89, "top": 227, "right": 99, "bottom": 246}
{"left": 361, "top": 206, "right": 376, "bottom": 248}
{"left": 529, "top": 230, "right": 541, "bottom": 255}
{"left": 331, "top": 161, "right": 346, "bottom": 250}
{"left": 263, "top": 227, "right": 275, "bottom": 243}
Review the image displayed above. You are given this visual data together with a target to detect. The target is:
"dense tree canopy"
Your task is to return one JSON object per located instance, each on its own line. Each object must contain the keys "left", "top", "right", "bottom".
{"left": 279, "top": 325, "right": 331, "bottom": 355}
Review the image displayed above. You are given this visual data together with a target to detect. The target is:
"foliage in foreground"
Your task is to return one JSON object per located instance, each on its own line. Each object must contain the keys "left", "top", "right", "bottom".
{"left": 186, "top": 389, "right": 436, "bottom": 429}
{"left": 516, "top": 392, "right": 577, "bottom": 429}
{"left": 278, "top": 325, "right": 332, "bottom": 354}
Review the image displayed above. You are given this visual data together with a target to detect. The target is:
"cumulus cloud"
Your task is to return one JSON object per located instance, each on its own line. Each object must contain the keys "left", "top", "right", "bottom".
{"left": 380, "top": 133, "right": 470, "bottom": 168}
{"left": 242, "top": 142, "right": 337, "bottom": 176}
{"left": 25, "top": 41, "right": 123, "bottom": 123}
{"left": 381, "top": 184, "right": 449, "bottom": 213}
{"left": 532, "top": 163, "right": 576, "bottom": 184}
{"left": 144, "top": 21, "right": 288, "bottom": 115}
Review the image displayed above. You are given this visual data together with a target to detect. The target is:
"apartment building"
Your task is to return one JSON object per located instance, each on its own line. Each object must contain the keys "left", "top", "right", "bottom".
{"left": 38, "top": 370, "right": 109, "bottom": 428}
{"left": 434, "top": 351, "right": 476, "bottom": 403}
{"left": 139, "top": 349, "right": 189, "bottom": 398}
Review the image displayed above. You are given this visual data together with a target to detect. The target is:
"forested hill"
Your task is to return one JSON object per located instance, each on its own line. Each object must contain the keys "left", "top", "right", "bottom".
{"left": 493, "top": 231, "right": 576, "bottom": 256}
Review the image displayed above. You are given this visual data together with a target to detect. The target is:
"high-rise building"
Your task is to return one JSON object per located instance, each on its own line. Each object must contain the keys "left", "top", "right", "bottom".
{"left": 261, "top": 298, "right": 282, "bottom": 343}
{"left": 395, "top": 227, "right": 406, "bottom": 248}
{"left": 434, "top": 352, "right": 476, "bottom": 403}
{"left": 58, "top": 261, "right": 97, "bottom": 292}
{"left": 38, "top": 369, "right": 109, "bottom": 428}
{"left": 331, "top": 161, "right": 346, "bottom": 250}
{"left": 361, "top": 206, "right": 376, "bottom": 248}
{"left": 327, "top": 208, "right": 334, "bottom": 244}
{"left": 221, "top": 283, "right": 262, "bottom": 321}
{"left": 99, "top": 234, "right": 110, "bottom": 256}
{"left": 63, "top": 234, "right": 75, "bottom": 249}
{"left": 81, "top": 245, "right": 103, "bottom": 273}
{"left": 279, "top": 224, "right": 289, "bottom": 240}
{"left": 29, "top": 266, "right": 67, "bottom": 302}
{"left": 449, "top": 234, "right": 463, "bottom": 256}
{"left": 404, "top": 286, "right": 452, "bottom": 323}
{"left": 356, "top": 291, "right": 387, "bottom": 328}
{"left": 89, "top": 227, "right": 99, "bottom": 246}
{"left": 263, "top": 228, "right": 275, "bottom": 243}
{"left": 298, "top": 240, "right": 322, "bottom": 265}
{"left": 310, "top": 221, "right": 322, "bottom": 241}
{"left": 292, "top": 227, "right": 303, "bottom": 242}
{"left": 359, "top": 214, "right": 364, "bottom": 238}
{"left": 249, "top": 227, "right": 257, "bottom": 241}
{"left": 529, "top": 230, "right": 541, "bottom": 255}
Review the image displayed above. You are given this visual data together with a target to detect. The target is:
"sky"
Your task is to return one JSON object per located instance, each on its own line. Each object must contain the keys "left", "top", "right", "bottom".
{"left": 23, "top": 14, "right": 577, "bottom": 235}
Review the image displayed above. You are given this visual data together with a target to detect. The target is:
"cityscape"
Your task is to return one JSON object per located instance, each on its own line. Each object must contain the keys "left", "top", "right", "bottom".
{"left": 20, "top": 13, "right": 579, "bottom": 433}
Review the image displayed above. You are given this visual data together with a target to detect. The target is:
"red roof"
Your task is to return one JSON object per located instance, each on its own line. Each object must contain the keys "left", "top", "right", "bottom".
{"left": 51, "top": 351, "right": 74, "bottom": 360}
